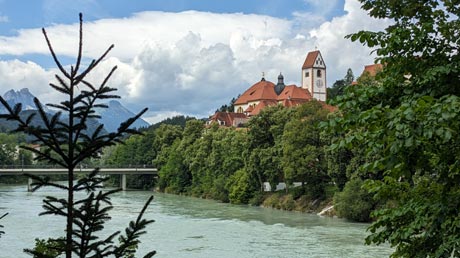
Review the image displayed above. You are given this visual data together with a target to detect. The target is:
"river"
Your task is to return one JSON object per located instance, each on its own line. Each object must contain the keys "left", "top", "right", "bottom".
{"left": 0, "top": 184, "right": 392, "bottom": 257}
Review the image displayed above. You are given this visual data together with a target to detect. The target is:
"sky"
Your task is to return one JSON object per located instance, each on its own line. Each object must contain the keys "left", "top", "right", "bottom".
{"left": 0, "top": 0, "right": 390, "bottom": 124}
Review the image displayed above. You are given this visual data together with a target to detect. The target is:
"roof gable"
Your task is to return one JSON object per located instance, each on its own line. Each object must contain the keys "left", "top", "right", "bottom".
{"left": 208, "top": 112, "right": 248, "bottom": 127}
{"left": 277, "top": 85, "right": 312, "bottom": 101}
{"left": 302, "top": 50, "right": 325, "bottom": 69}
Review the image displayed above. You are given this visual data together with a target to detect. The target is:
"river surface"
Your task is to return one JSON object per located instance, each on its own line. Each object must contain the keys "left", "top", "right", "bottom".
{"left": 0, "top": 184, "right": 393, "bottom": 257}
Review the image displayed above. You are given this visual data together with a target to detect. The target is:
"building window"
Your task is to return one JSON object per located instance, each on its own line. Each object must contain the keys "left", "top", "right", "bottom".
{"left": 237, "top": 107, "right": 243, "bottom": 113}
{"left": 305, "top": 71, "right": 309, "bottom": 77}
{"left": 317, "top": 70, "right": 322, "bottom": 77}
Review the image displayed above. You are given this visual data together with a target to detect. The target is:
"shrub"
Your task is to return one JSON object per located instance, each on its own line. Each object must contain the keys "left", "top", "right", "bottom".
{"left": 248, "top": 191, "right": 265, "bottom": 206}
{"left": 262, "top": 194, "right": 281, "bottom": 209}
{"left": 334, "top": 178, "right": 375, "bottom": 222}
{"left": 227, "top": 169, "right": 252, "bottom": 204}
{"left": 281, "top": 195, "right": 296, "bottom": 211}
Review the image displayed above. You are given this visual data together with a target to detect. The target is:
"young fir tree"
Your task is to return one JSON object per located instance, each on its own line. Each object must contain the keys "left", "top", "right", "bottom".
{"left": 0, "top": 14, "right": 156, "bottom": 257}
{"left": 0, "top": 213, "right": 7, "bottom": 238}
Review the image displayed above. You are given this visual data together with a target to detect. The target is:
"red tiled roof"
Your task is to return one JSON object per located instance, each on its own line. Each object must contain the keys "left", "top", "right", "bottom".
{"left": 208, "top": 112, "right": 248, "bottom": 127}
{"left": 320, "top": 102, "right": 338, "bottom": 112}
{"left": 277, "top": 85, "right": 312, "bottom": 101}
{"left": 302, "top": 50, "right": 320, "bottom": 69}
{"left": 281, "top": 99, "right": 308, "bottom": 107}
{"left": 250, "top": 100, "right": 277, "bottom": 116}
{"left": 362, "top": 64, "right": 383, "bottom": 77}
{"left": 234, "top": 80, "right": 277, "bottom": 105}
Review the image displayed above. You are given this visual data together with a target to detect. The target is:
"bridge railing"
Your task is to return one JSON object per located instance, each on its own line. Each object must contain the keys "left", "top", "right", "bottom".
{"left": 0, "top": 164, "right": 155, "bottom": 169}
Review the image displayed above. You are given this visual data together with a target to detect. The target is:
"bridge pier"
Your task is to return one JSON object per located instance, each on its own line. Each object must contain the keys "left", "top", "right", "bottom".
{"left": 121, "top": 174, "right": 127, "bottom": 191}
{"left": 27, "top": 177, "right": 33, "bottom": 192}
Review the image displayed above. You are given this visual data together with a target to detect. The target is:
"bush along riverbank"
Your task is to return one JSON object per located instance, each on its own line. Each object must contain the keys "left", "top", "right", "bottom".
{"left": 159, "top": 181, "right": 340, "bottom": 219}
{"left": 255, "top": 184, "right": 338, "bottom": 216}
{"left": 261, "top": 192, "right": 334, "bottom": 215}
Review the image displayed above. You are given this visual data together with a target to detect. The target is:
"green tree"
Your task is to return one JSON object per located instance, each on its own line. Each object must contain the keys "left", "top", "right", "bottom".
{"left": 0, "top": 133, "right": 32, "bottom": 166}
{"left": 282, "top": 101, "right": 330, "bottom": 196}
{"left": 0, "top": 14, "right": 155, "bottom": 257}
{"left": 246, "top": 105, "right": 294, "bottom": 194}
{"left": 148, "top": 115, "right": 193, "bottom": 130}
{"left": 327, "top": 68, "right": 354, "bottom": 101}
{"left": 152, "top": 124, "right": 183, "bottom": 169}
{"left": 334, "top": 178, "right": 375, "bottom": 222}
{"left": 227, "top": 168, "right": 252, "bottom": 204}
{"left": 186, "top": 128, "right": 213, "bottom": 196}
{"left": 158, "top": 140, "right": 191, "bottom": 193}
{"left": 329, "top": 1, "right": 460, "bottom": 256}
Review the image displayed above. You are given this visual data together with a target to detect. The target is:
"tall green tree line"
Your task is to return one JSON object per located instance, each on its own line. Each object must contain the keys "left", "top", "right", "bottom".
{"left": 106, "top": 101, "right": 335, "bottom": 205}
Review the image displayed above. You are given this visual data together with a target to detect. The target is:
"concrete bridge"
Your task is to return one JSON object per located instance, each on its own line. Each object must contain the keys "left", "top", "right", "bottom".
{"left": 0, "top": 166, "right": 158, "bottom": 191}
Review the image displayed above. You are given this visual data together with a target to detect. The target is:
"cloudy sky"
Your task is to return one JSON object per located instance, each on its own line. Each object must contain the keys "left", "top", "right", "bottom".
{"left": 0, "top": 0, "right": 390, "bottom": 124}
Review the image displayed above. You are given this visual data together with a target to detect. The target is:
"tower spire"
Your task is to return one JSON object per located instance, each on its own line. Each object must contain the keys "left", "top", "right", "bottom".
{"left": 274, "top": 72, "right": 285, "bottom": 95}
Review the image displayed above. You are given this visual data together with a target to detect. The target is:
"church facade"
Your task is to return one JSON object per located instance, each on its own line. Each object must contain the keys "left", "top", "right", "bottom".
{"left": 208, "top": 50, "right": 328, "bottom": 127}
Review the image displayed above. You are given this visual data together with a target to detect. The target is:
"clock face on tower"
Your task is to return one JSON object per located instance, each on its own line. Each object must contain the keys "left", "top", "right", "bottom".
{"left": 316, "top": 79, "right": 323, "bottom": 88}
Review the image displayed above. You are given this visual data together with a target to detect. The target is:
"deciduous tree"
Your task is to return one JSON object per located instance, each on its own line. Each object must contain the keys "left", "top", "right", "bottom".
{"left": 329, "top": 0, "right": 460, "bottom": 256}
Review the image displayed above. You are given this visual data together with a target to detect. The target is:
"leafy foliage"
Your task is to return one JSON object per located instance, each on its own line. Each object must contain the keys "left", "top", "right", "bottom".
{"left": 0, "top": 133, "right": 33, "bottom": 167}
{"left": 282, "top": 101, "right": 330, "bottom": 196}
{"left": 141, "top": 102, "right": 333, "bottom": 205}
{"left": 327, "top": 68, "right": 354, "bottom": 101}
{"left": 327, "top": 0, "right": 460, "bottom": 256}
{"left": 0, "top": 14, "right": 155, "bottom": 257}
{"left": 334, "top": 179, "right": 375, "bottom": 222}
{"left": 25, "top": 238, "right": 65, "bottom": 258}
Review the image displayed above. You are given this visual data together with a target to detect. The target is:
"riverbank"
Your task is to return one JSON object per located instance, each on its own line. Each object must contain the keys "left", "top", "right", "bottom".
{"left": 260, "top": 192, "right": 336, "bottom": 216}
{"left": 159, "top": 185, "right": 339, "bottom": 218}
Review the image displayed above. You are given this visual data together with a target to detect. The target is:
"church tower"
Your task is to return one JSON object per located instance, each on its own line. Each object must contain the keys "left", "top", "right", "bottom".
{"left": 301, "top": 50, "right": 327, "bottom": 101}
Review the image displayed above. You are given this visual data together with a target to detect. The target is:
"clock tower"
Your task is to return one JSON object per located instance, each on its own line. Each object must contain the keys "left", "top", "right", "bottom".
{"left": 301, "top": 50, "right": 327, "bottom": 101}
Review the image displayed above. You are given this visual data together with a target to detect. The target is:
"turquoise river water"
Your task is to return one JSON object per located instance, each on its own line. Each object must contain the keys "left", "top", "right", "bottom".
{"left": 0, "top": 184, "right": 393, "bottom": 257}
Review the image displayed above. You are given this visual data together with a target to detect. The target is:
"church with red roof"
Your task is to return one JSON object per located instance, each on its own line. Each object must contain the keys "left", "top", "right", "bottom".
{"left": 208, "top": 50, "right": 329, "bottom": 127}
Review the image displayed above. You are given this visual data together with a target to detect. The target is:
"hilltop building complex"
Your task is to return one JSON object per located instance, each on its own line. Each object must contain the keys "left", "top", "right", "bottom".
{"left": 208, "top": 50, "right": 329, "bottom": 127}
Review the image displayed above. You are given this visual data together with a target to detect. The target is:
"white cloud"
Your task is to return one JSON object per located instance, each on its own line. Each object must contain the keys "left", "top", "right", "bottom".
{"left": 144, "top": 111, "right": 184, "bottom": 125}
{"left": 0, "top": 0, "right": 391, "bottom": 123}
{"left": 0, "top": 16, "right": 8, "bottom": 22}
{"left": 308, "top": 0, "right": 392, "bottom": 82}
{"left": 0, "top": 11, "right": 291, "bottom": 60}
{"left": 0, "top": 59, "right": 57, "bottom": 103}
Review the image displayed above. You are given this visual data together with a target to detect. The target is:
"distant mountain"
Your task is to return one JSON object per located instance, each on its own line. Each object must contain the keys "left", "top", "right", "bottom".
{"left": 0, "top": 88, "right": 51, "bottom": 114}
{"left": 0, "top": 88, "right": 150, "bottom": 134}
{"left": 0, "top": 88, "right": 104, "bottom": 139}
{"left": 4, "top": 88, "right": 36, "bottom": 110}
{"left": 96, "top": 100, "right": 150, "bottom": 132}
